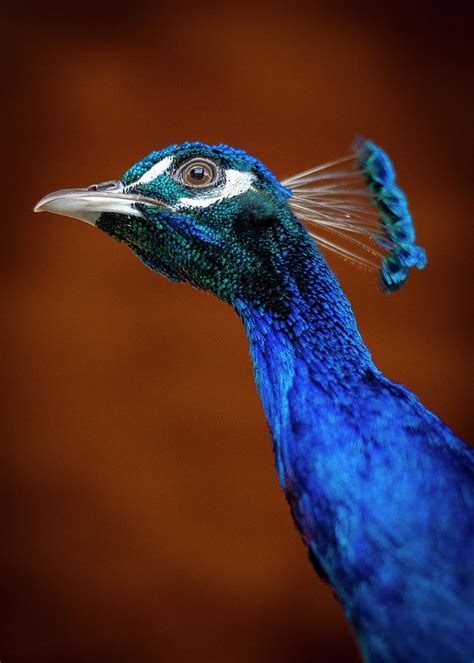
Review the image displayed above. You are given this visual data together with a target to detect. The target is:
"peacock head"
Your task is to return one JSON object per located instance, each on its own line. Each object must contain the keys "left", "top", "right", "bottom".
{"left": 35, "top": 140, "right": 426, "bottom": 298}
{"left": 34, "top": 142, "right": 307, "bottom": 306}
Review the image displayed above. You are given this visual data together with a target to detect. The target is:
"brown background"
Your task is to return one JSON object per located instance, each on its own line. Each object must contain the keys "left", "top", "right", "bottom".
{"left": 1, "top": 2, "right": 472, "bottom": 662}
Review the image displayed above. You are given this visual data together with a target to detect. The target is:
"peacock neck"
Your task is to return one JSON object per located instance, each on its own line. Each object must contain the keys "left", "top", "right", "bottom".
{"left": 233, "top": 231, "right": 377, "bottom": 486}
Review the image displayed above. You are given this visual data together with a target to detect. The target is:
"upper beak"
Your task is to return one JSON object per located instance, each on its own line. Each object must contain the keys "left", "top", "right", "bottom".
{"left": 34, "top": 180, "right": 168, "bottom": 226}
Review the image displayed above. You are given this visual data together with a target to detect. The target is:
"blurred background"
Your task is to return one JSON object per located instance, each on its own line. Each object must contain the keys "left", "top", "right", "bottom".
{"left": 1, "top": 1, "right": 472, "bottom": 661}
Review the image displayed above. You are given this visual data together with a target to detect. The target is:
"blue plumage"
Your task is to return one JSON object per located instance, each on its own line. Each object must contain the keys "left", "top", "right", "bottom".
{"left": 238, "top": 236, "right": 474, "bottom": 662}
{"left": 35, "top": 139, "right": 474, "bottom": 662}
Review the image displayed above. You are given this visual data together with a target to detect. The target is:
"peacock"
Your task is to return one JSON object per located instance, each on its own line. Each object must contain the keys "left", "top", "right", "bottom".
{"left": 35, "top": 139, "right": 474, "bottom": 662}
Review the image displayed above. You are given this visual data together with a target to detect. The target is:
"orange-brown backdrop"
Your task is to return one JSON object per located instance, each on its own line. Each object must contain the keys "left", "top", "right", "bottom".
{"left": 1, "top": 2, "right": 472, "bottom": 662}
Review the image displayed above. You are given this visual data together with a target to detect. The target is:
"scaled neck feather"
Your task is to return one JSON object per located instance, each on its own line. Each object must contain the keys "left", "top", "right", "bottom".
{"left": 233, "top": 228, "right": 377, "bottom": 484}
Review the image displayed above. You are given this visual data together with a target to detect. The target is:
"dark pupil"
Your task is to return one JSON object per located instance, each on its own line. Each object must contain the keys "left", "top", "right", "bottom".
{"left": 190, "top": 165, "right": 208, "bottom": 181}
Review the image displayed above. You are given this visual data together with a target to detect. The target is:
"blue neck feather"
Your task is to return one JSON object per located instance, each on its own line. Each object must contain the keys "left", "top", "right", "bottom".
{"left": 235, "top": 232, "right": 375, "bottom": 485}
{"left": 234, "top": 228, "right": 474, "bottom": 663}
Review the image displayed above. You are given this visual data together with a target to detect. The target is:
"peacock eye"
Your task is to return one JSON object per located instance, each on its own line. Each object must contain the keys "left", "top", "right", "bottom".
{"left": 179, "top": 159, "right": 217, "bottom": 188}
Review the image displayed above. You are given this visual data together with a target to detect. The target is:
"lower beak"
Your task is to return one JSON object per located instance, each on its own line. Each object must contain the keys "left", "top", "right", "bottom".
{"left": 34, "top": 181, "right": 167, "bottom": 225}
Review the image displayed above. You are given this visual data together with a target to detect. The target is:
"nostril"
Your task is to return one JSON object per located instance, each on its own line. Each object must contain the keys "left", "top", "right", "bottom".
{"left": 87, "top": 180, "right": 121, "bottom": 192}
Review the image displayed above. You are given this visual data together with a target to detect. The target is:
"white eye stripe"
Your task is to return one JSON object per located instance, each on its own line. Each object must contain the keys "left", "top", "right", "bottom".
{"left": 133, "top": 156, "right": 174, "bottom": 186}
{"left": 132, "top": 157, "right": 254, "bottom": 209}
{"left": 177, "top": 170, "right": 254, "bottom": 208}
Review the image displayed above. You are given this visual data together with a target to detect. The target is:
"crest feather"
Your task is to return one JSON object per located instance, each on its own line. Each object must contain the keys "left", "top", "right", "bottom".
{"left": 282, "top": 138, "right": 427, "bottom": 292}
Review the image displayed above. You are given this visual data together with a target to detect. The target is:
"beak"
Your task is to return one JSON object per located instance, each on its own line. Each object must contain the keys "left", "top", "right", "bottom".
{"left": 34, "top": 180, "right": 168, "bottom": 226}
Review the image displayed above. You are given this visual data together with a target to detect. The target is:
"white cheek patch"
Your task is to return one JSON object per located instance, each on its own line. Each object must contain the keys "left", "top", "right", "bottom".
{"left": 177, "top": 169, "right": 254, "bottom": 209}
{"left": 134, "top": 156, "right": 174, "bottom": 186}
